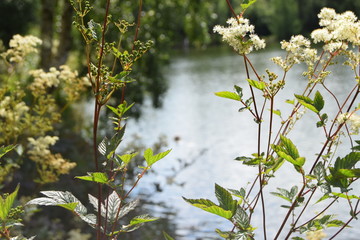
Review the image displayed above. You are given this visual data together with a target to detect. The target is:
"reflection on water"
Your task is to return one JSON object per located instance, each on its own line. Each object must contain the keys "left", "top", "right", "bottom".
{"left": 125, "top": 47, "right": 359, "bottom": 239}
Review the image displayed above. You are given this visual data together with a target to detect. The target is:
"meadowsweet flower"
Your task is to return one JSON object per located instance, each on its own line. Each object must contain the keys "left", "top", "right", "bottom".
{"left": 59, "top": 65, "right": 91, "bottom": 101}
{"left": 29, "top": 67, "right": 60, "bottom": 93}
{"left": 0, "top": 96, "right": 29, "bottom": 122}
{"left": 27, "top": 136, "right": 59, "bottom": 158}
{"left": 272, "top": 35, "right": 318, "bottom": 71}
{"left": 213, "top": 16, "right": 265, "bottom": 54}
{"left": 337, "top": 112, "right": 360, "bottom": 134}
{"left": 27, "top": 135, "right": 76, "bottom": 183}
{"left": 311, "top": 8, "right": 360, "bottom": 52}
{"left": 1, "top": 34, "right": 42, "bottom": 63}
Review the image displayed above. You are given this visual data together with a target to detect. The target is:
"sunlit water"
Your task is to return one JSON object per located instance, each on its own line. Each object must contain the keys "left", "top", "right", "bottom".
{"left": 124, "top": 47, "right": 359, "bottom": 239}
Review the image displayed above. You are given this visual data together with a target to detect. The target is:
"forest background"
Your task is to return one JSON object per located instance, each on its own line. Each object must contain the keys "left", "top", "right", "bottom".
{"left": 1, "top": 0, "right": 360, "bottom": 239}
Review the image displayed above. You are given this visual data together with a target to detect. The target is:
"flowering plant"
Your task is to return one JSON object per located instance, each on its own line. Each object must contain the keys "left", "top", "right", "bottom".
{"left": 184, "top": 3, "right": 360, "bottom": 240}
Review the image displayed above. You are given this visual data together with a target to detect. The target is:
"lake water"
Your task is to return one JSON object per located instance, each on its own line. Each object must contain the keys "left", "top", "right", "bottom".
{"left": 124, "top": 47, "right": 359, "bottom": 239}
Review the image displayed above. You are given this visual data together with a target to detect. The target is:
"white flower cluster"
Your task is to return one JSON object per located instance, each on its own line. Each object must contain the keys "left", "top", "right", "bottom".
{"left": 27, "top": 136, "right": 59, "bottom": 159}
{"left": 1, "top": 34, "right": 42, "bottom": 63}
{"left": 0, "top": 96, "right": 29, "bottom": 122}
{"left": 337, "top": 112, "right": 360, "bottom": 134}
{"left": 213, "top": 16, "right": 266, "bottom": 54}
{"left": 311, "top": 8, "right": 360, "bottom": 52}
{"left": 29, "top": 67, "right": 61, "bottom": 93}
{"left": 306, "top": 229, "right": 327, "bottom": 240}
{"left": 59, "top": 65, "right": 91, "bottom": 101}
{"left": 29, "top": 65, "right": 90, "bottom": 99}
{"left": 271, "top": 35, "right": 318, "bottom": 71}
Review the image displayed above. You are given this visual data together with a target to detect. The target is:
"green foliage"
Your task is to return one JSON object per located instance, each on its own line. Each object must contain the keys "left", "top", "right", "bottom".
{"left": 183, "top": 184, "right": 237, "bottom": 220}
{"left": 326, "top": 152, "right": 360, "bottom": 191}
{"left": 144, "top": 148, "right": 172, "bottom": 167}
{"left": 295, "top": 91, "right": 324, "bottom": 114}
{"left": 76, "top": 172, "right": 110, "bottom": 184}
{"left": 272, "top": 135, "right": 305, "bottom": 173}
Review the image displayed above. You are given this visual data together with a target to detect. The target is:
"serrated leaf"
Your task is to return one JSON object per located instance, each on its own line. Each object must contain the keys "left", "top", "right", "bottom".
{"left": 0, "top": 185, "right": 19, "bottom": 220}
{"left": 247, "top": 79, "right": 266, "bottom": 90}
{"left": 233, "top": 206, "right": 250, "bottom": 229}
{"left": 313, "top": 91, "right": 324, "bottom": 112}
{"left": 214, "top": 91, "right": 241, "bottom": 101}
{"left": 118, "top": 199, "right": 139, "bottom": 219}
{"left": 183, "top": 197, "right": 233, "bottom": 219}
{"left": 215, "top": 184, "right": 237, "bottom": 214}
{"left": 76, "top": 172, "right": 109, "bottom": 184}
{"left": 26, "top": 197, "right": 58, "bottom": 206}
{"left": 88, "top": 194, "right": 106, "bottom": 218}
{"left": 144, "top": 148, "right": 171, "bottom": 166}
{"left": 334, "top": 152, "right": 360, "bottom": 170}
{"left": 106, "top": 191, "right": 121, "bottom": 223}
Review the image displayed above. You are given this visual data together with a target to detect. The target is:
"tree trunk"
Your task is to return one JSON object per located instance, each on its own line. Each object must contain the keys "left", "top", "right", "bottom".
{"left": 54, "top": 0, "right": 73, "bottom": 67}
{"left": 40, "top": 0, "right": 58, "bottom": 70}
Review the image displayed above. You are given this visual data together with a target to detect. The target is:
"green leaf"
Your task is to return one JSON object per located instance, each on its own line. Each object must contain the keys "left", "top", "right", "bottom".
{"left": 315, "top": 194, "right": 330, "bottom": 204}
{"left": 332, "top": 192, "right": 360, "bottom": 200}
{"left": 129, "top": 214, "right": 158, "bottom": 225}
{"left": 273, "top": 109, "right": 282, "bottom": 116}
{"left": 235, "top": 156, "right": 260, "bottom": 166}
{"left": 0, "top": 145, "right": 16, "bottom": 158}
{"left": 292, "top": 237, "right": 305, "bottom": 240}
{"left": 313, "top": 91, "right": 324, "bottom": 112}
{"left": 280, "top": 135, "right": 300, "bottom": 160}
{"left": 215, "top": 184, "right": 237, "bottom": 214}
{"left": 234, "top": 85, "right": 243, "bottom": 98}
{"left": 57, "top": 202, "right": 79, "bottom": 211}
{"left": 183, "top": 197, "right": 234, "bottom": 219}
{"left": 0, "top": 184, "right": 19, "bottom": 220}
{"left": 214, "top": 91, "right": 241, "bottom": 101}
{"left": 334, "top": 152, "right": 360, "bottom": 170}
{"left": 215, "top": 229, "right": 237, "bottom": 239}
{"left": 295, "top": 94, "right": 318, "bottom": 113}
{"left": 144, "top": 148, "right": 171, "bottom": 166}
{"left": 76, "top": 172, "right": 109, "bottom": 184}
{"left": 163, "top": 231, "right": 175, "bottom": 240}
{"left": 98, "top": 127, "right": 125, "bottom": 160}
{"left": 241, "top": 0, "right": 257, "bottom": 10}
{"left": 118, "top": 152, "right": 139, "bottom": 165}
{"left": 336, "top": 169, "right": 360, "bottom": 178}
{"left": 247, "top": 79, "right": 266, "bottom": 91}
